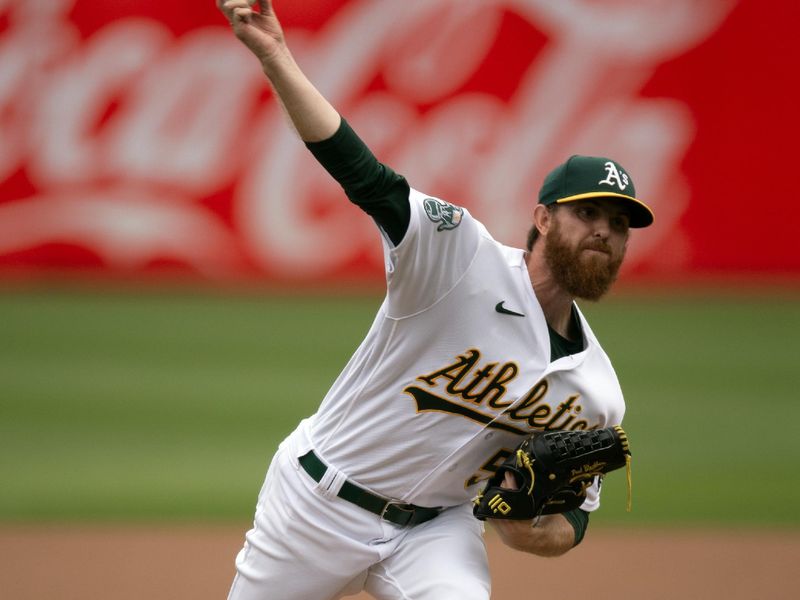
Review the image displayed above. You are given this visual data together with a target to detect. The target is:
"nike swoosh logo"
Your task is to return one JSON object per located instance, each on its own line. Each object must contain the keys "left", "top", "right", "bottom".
{"left": 495, "top": 301, "right": 525, "bottom": 317}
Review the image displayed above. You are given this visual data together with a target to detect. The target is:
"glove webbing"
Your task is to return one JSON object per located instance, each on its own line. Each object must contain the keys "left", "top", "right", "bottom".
{"left": 534, "top": 426, "right": 633, "bottom": 512}
{"left": 553, "top": 425, "right": 633, "bottom": 512}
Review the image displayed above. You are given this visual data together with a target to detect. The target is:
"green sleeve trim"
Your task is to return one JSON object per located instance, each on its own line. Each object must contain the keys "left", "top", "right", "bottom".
{"left": 561, "top": 508, "right": 590, "bottom": 547}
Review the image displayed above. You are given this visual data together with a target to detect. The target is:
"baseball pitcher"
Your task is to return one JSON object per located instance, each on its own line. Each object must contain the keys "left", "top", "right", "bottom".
{"left": 217, "top": 2, "right": 652, "bottom": 599}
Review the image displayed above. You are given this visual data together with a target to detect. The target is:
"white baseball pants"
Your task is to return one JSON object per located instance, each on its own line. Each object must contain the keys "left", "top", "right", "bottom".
{"left": 227, "top": 426, "right": 491, "bottom": 600}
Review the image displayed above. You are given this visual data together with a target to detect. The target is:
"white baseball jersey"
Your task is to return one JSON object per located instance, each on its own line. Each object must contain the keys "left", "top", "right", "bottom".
{"left": 305, "top": 188, "right": 625, "bottom": 511}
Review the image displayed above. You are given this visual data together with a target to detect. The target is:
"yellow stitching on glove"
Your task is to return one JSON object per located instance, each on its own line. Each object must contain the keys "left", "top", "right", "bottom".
{"left": 625, "top": 454, "right": 632, "bottom": 512}
{"left": 613, "top": 425, "right": 629, "bottom": 450}
{"left": 613, "top": 425, "right": 633, "bottom": 512}
{"left": 516, "top": 449, "right": 536, "bottom": 495}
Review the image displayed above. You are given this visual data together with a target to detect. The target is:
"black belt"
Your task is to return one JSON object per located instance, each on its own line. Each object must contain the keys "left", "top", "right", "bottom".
{"left": 298, "top": 450, "right": 441, "bottom": 527}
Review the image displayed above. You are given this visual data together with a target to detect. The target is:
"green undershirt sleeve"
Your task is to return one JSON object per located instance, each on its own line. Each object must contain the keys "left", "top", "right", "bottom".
{"left": 305, "top": 118, "right": 411, "bottom": 246}
{"left": 561, "top": 508, "right": 590, "bottom": 547}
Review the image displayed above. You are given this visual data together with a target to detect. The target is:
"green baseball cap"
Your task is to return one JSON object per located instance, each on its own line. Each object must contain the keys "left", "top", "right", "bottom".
{"left": 538, "top": 155, "right": 654, "bottom": 228}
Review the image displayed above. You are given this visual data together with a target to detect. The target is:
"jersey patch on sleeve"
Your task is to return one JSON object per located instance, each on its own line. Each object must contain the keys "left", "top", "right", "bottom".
{"left": 423, "top": 197, "right": 464, "bottom": 231}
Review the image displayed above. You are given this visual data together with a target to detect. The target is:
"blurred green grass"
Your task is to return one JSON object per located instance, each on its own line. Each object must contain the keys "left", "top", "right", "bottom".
{"left": 1, "top": 287, "right": 798, "bottom": 527}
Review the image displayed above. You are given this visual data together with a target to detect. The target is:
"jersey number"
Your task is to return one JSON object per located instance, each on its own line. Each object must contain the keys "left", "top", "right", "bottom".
{"left": 465, "top": 447, "right": 513, "bottom": 488}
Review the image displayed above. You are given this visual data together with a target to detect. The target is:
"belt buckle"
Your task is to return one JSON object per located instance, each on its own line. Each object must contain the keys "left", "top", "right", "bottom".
{"left": 380, "top": 501, "right": 415, "bottom": 526}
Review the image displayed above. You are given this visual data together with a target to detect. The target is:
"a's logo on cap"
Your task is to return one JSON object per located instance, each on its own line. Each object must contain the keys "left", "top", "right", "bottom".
{"left": 598, "top": 161, "right": 629, "bottom": 191}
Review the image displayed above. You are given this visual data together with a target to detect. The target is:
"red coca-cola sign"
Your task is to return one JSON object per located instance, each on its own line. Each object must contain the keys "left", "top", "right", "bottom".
{"left": 1, "top": 0, "right": 798, "bottom": 284}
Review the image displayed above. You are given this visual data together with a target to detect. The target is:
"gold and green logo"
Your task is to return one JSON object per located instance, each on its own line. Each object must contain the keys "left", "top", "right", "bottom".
{"left": 423, "top": 197, "right": 463, "bottom": 231}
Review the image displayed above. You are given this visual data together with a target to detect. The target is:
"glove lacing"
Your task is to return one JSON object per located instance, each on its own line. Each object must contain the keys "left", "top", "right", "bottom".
{"left": 515, "top": 449, "right": 536, "bottom": 495}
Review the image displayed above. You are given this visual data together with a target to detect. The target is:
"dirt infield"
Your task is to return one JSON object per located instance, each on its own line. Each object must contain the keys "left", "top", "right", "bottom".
{"left": 1, "top": 524, "right": 797, "bottom": 599}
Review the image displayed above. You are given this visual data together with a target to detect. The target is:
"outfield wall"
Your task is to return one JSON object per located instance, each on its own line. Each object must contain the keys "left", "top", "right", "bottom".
{"left": 0, "top": 0, "right": 798, "bottom": 284}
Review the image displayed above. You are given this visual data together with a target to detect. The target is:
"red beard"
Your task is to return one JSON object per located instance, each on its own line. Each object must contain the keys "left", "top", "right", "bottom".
{"left": 543, "top": 219, "right": 625, "bottom": 301}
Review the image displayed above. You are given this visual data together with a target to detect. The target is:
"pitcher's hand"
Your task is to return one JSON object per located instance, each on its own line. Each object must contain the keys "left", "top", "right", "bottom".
{"left": 217, "top": 0, "right": 286, "bottom": 65}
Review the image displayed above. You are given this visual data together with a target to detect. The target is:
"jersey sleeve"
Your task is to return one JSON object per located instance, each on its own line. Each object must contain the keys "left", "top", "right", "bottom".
{"left": 382, "top": 188, "right": 486, "bottom": 319}
{"left": 305, "top": 118, "right": 410, "bottom": 246}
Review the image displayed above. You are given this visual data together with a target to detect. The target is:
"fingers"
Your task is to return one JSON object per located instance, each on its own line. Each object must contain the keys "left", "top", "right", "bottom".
{"left": 234, "top": 7, "right": 253, "bottom": 25}
{"left": 501, "top": 471, "right": 519, "bottom": 490}
{"left": 220, "top": 0, "right": 257, "bottom": 24}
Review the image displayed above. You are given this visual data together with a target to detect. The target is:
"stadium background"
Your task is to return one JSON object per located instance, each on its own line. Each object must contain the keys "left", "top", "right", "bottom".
{"left": 1, "top": 1, "right": 798, "bottom": 598}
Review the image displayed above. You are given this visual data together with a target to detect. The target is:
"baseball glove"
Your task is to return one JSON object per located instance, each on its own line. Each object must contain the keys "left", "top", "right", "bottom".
{"left": 473, "top": 426, "right": 632, "bottom": 520}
